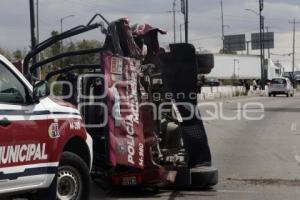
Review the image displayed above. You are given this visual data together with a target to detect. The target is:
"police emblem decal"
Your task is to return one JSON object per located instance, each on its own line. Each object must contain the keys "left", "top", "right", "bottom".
{"left": 48, "top": 121, "right": 60, "bottom": 138}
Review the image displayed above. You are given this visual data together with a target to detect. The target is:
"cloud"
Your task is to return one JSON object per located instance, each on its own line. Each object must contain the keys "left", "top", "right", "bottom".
{"left": 0, "top": 0, "right": 299, "bottom": 69}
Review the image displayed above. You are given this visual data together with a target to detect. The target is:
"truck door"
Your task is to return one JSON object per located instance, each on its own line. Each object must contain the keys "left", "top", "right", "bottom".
{"left": 0, "top": 62, "right": 50, "bottom": 193}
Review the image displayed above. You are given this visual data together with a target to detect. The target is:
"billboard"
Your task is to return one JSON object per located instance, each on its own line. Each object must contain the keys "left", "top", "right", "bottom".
{"left": 223, "top": 34, "right": 246, "bottom": 52}
{"left": 251, "top": 32, "right": 274, "bottom": 50}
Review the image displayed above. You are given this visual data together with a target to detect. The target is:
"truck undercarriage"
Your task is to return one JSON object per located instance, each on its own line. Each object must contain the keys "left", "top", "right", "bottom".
{"left": 24, "top": 14, "right": 218, "bottom": 189}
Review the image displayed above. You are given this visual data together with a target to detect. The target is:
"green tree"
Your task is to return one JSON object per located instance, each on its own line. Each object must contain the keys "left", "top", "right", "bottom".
{"left": 41, "top": 30, "right": 103, "bottom": 78}
{"left": 0, "top": 47, "right": 12, "bottom": 60}
{"left": 12, "top": 49, "right": 26, "bottom": 60}
{"left": 219, "top": 49, "right": 237, "bottom": 54}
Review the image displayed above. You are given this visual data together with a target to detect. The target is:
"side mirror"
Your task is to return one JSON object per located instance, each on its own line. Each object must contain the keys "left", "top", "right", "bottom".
{"left": 33, "top": 81, "right": 50, "bottom": 102}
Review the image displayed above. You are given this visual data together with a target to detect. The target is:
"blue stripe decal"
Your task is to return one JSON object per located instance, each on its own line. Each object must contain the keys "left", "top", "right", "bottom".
{"left": 0, "top": 110, "right": 80, "bottom": 116}
{"left": 0, "top": 166, "right": 57, "bottom": 181}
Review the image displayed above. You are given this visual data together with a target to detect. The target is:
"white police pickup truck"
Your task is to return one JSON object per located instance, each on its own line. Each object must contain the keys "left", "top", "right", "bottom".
{"left": 0, "top": 54, "right": 93, "bottom": 200}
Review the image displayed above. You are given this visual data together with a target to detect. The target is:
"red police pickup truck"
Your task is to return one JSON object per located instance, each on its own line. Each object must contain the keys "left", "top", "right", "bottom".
{"left": 0, "top": 54, "right": 92, "bottom": 200}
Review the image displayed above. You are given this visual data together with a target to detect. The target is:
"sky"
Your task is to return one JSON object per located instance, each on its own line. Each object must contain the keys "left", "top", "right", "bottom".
{"left": 0, "top": 0, "right": 300, "bottom": 70}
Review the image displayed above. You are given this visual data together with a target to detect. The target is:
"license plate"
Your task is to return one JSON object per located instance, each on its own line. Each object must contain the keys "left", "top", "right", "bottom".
{"left": 122, "top": 176, "right": 137, "bottom": 186}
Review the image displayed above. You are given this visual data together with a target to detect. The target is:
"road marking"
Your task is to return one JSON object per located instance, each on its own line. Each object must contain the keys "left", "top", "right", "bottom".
{"left": 290, "top": 123, "right": 300, "bottom": 135}
{"left": 218, "top": 190, "right": 257, "bottom": 194}
{"left": 294, "top": 155, "right": 300, "bottom": 165}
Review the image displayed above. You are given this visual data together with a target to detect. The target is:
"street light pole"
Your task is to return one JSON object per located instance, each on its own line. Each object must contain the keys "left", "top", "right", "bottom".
{"left": 245, "top": 5, "right": 265, "bottom": 89}
{"left": 221, "top": 0, "right": 225, "bottom": 50}
{"left": 60, "top": 15, "right": 75, "bottom": 53}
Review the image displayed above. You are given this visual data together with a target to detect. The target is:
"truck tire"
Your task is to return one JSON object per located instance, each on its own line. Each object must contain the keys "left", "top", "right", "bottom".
{"left": 28, "top": 151, "right": 90, "bottom": 200}
{"left": 57, "top": 152, "right": 90, "bottom": 200}
{"left": 191, "top": 166, "right": 218, "bottom": 188}
{"left": 196, "top": 54, "right": 214, "bottom": 75}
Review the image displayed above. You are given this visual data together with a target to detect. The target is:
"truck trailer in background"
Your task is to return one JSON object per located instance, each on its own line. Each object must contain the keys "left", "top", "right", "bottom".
{"left": 206, "top": 54, "right": 282, "bottom": 81}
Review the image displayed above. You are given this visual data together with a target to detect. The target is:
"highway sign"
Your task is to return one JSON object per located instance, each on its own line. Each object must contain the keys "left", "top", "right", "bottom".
{"left": 223, "top": 34, "right": 246, "bottom": 51}
{"left": 251, "top": 32, "right": 274, "bottom": 50}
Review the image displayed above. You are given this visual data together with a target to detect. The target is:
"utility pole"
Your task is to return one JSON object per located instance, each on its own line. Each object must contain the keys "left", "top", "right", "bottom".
{"left": 220, "top": 0, "right": 230, "bottom": 52}
{"left": 180, "top": 0, "right": 188, "bottom": 43}
{"left": 289, "top": 18, "right": 300, "bottom": 87}
{"left": 36, "top": 0, "right": 40, "bottom": 68}
{"left": 265, "top": 26, "right": 271, "bottom": 58}
{"left": 185, "top": 0, "right": 189, "bottom": 43}
{"left": 221, "top": 0, "right": 225, "bottom": 50}
{"left": 259, "top": 0, "right": 265, "bottom": 89}
{"left": 173, "top": 0, "right": 176, "bottom": 43}
{"left": 29, "top": 0, "right": 37, "bottom": 75}
{"left": 180, "top": 24, "right": 183, "bottom": 43}
{"left": 36, "top": 0, "right": 39, "bottom": 45}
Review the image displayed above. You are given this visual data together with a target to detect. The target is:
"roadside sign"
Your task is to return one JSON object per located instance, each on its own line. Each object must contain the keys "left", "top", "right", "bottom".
{"left": 223, "top": 34, "right": 246, "bottom": 52}
{"left": 251, "top": 32, "right": 274, "bottom": 50}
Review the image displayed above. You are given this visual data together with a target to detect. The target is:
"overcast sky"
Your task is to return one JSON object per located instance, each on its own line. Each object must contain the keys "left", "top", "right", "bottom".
{"left": 1, "top": 0, "right": 300, "bottom": 70}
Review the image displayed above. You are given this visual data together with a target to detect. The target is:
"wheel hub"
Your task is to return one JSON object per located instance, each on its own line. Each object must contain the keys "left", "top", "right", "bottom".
{"left": 57, "top": 166, "right": 81, "bottom": 200}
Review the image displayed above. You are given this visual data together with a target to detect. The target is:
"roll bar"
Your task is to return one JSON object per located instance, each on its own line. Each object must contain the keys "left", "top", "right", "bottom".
{"left": 45, "top": 64, "right": 102, "bottom": 81}
{"left": 24, "top": 14, "right": 109, "bottom": 79}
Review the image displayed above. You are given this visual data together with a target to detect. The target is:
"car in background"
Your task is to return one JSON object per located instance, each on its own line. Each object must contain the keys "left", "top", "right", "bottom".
{"left": 269, "top": 77, "right": 294, "bottom": 97}
{"left": 204, "top": 78, "right": 221, "bottom": 86}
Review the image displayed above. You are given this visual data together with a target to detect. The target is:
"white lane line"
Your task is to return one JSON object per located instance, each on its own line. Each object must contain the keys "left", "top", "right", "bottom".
{"left": 291, "top": 122, "right": 297, "bottom": 131}
{"left": 218, "top": 190, "right": 257, "bottom": 194}
{"left": 291, "top": 123, "right": 300, "bottom": 135}
{"left": 294, "top": 155, "right": 300, "bottom": 165}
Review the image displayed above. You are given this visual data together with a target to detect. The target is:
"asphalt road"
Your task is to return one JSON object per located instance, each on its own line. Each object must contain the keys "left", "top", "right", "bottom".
{"left": 91, "top": 93, "right": 300, "bottom": 200}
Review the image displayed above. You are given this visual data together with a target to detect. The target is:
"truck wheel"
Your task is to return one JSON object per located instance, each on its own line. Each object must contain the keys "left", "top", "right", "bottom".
{"left": 196, "top": 54, "right": 214, "bottom": 75}
{"left": 57, "top": 152, "right": 90, "bottom": 200}
{"left": 191, "top": 166, "right": 218, "bottom": 188}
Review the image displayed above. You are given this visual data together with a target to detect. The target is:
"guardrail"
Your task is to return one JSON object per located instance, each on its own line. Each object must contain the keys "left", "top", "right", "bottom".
{"left": 198, "top": 86, "right": 269, "bottom": 101}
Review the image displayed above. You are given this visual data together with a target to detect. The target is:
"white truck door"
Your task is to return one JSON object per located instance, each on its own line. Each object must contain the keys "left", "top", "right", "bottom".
{"left": 0, "top": 61, "right": 49, "bottom": 194}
